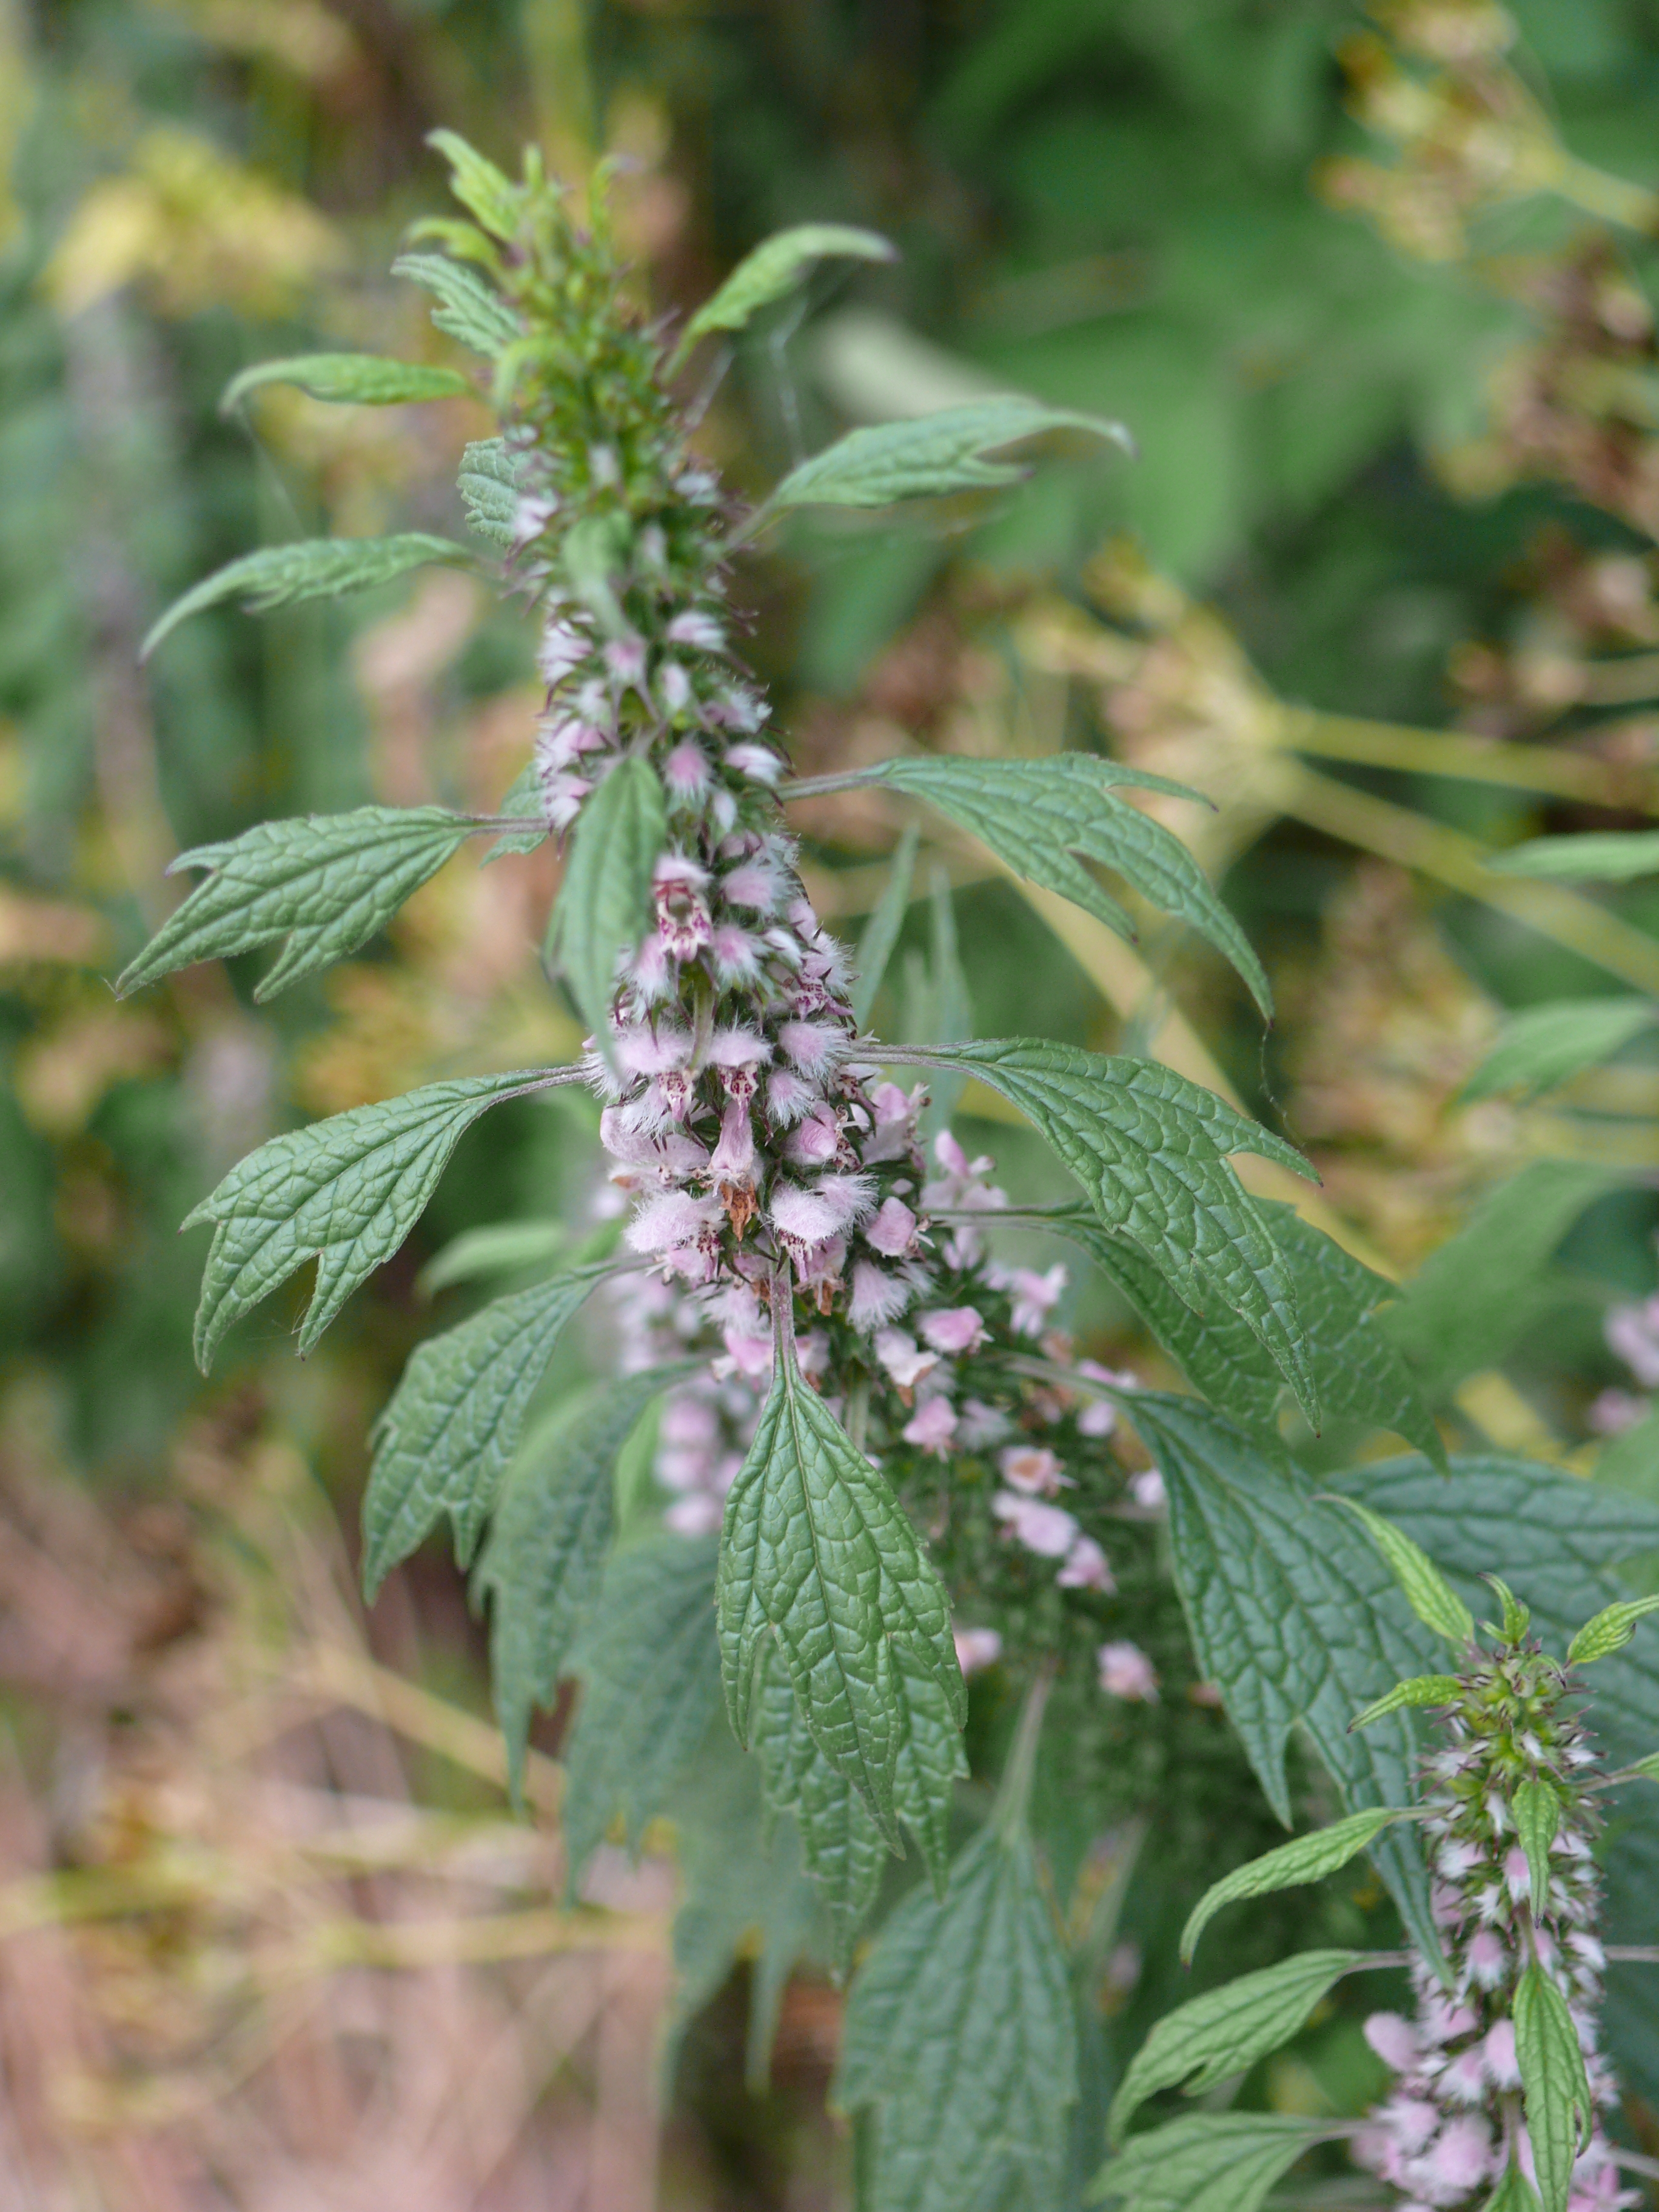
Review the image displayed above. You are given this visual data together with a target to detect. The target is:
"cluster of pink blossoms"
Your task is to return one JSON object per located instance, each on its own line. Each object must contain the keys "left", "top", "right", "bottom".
{"left": 1353, "top": 1634, "right": 1634, "bottom": 2212}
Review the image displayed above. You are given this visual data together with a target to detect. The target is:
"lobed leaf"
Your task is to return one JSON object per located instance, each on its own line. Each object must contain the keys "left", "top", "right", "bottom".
{"left": 1489, "top": 830, "right": 1659, "bottom": 882}
{"left": 865, "top": 752, "right": 1272, "bottom": 1018}
{"left": 360, "top": 1264, "right": 608, "bottom": 1596}
{"left": 1179, "top": 1806, "right": 1406, "bottom": 1964}
{"left": 750, "top": 1637, "right": 886, "bottom": 1964}
{"left": 1463, "top": 997, "right": 1655, "bottom": 1102}
{"left": 457, "top": 437, "right": 523, "bottom": 550}
{"left": 1124, "top": 1394, "right": 1439, "bottom": 1958}
{"left": 116, "top": 806, "right": 474, "bottom": 1002}
{"left": 907, "top": 1041, "right": 1319, "bottom": 1423}
{"left": 185, "top": 1068, "right": 563, "bottom": 1370}
{"left": 1514, "top": 1962, "right": 1594, "bottom": 2212}
{"left": 1324, "top": 1496, "right": 1475, "bottom": 1649}
{"left": 142, "top": 534, "right": 474, "bottom": 658}
{"left": 477, "top": 1367, "right": 688, "bottom": 1802}
{"left": 1567, "top": 1594, "right": 1659, "bottom": 1665}
{"left": 392, "top": 250, "right": 521, "bottom": 355}
{"left": 1350, "top": 1674, "right": 1463, "bottom": 1731}
{"left": 559, "top": 1532, "right": 723, "bottom": 1879}
{"left": 679, "top": 222, "right": 895, "bottom": 354}
{"left": 221, "top": 353, "right": 471, "bottom": 412}
{"left": 1052, "top": 1199, "right": 1443, "bottom": 1463}
{"left": 834, "top": 1821, "right": 1079, "bottom": 2212}
{"left": 1107, "top": 1949, "right": 1363, "bottom": 2144}
{"left": 1514, "top": 1777, "right": 1561, "bottom": 1919}
{"left": 717, "top": 1320, "right": 964, "bottom": 1848}
{"left": 768, "top": 397, "right": 1133, "bottom": 512}
{"left": 1091, "top": 2113, "right": 1330, "bottom": 2212}
{"left": 545, "top": 757, "right": 665, "bottom": 1056}
{"left": 427, "top": 129, "right": 523, "bottom": 241}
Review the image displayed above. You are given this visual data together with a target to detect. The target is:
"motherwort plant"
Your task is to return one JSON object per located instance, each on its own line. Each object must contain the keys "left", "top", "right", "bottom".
{"left": 121, "top": 139, "right": 1659, "bottom": 2208}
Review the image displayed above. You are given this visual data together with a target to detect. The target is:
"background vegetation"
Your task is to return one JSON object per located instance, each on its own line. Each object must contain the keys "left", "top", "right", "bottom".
{"left": 7, "top": 0, "right": 1659, "bottom": 2203}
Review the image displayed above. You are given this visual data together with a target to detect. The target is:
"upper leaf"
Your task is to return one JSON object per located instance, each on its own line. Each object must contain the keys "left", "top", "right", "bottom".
{"left": 1514, "top": 1777, "right": 1561, "bottom": 1918}
{"left": 1324, "top": 1496, "right": 1476, "bottom": 1649}
{"left": 1124, "top": 1394, "right": 1439, "bottom": 1956}
{"left": 1350, "top": 1674, "right": 1464, "bottom": 1730}
{"left": 546, "top": 757, "right": 666, "bottom": 1056}
{"left": 834, "top": 1822, "right": 1079, "bottom": 2212}
{"left": 1568, "top": 1594, "right": 1659, "bottom": 1665}
{"left": 908, "top": 1041, "right": 1319, "bottom": 1423}
{"left": 116, "top": 806, "right": 474, "bottom": 1002}
{"left": 559, "top": 1532, "right": 723, "bottom": 1879}
{"left": 1108, "top": 1949, "right": 1364, "bottom": 2143}
{"left": 1514, "top": 1963, "right": 1594, "bottom": 2212}
{"left": 391, "top": 250, "right": 521, "bottom": 355}
{"left": 457, "top": 437, "right": 524, "bottom": 549}
{"left": 768, "top": 397, "right": 1133, "bottom": 511}
{"left": 1489, "top": 830, "right": 1659, "bottom": 882}
{"left": 477, "top": 1367, "right": 687, "bottom": 1801}
{"left": 361, "top": 1264, "right": 609, "bottom": 1596}
{"left": 1463, "top": 997, "right": 1655, "bottom": 1102}
{"left": 1051, "top": 1199, "right": 1443, "bottom": 1463}
{"left": 864, "top": 752, "right": 1272, "bottom": 1017}
{"left": 679, "top": 223, "right": 896, "bottom": 354}
{"left": 1091, "top": 2113, "right": 1332, "bottom": 2212}
{"left": 1179, "top": 1807, "right": 1406, "bottom": 1963}
{"left": 142, "top": 535, "right": 475, "bottom": 659}
{"left": 185, "top": 1068, "right": 562, "bottom": 1369}
{"left": 716, "top": 1317, "right": 964, "bottom": 1846}
{"left": 427, "top": 130, "right": 523, "bottom": 241}
{"left": 221, "top": 354, "right": 472, "bottom": 412}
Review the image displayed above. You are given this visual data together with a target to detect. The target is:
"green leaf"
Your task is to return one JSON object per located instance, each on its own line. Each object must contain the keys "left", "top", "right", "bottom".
{"left": 1515, "top": 1777, "right": 1561, "bottom": 1918}
{"left": 907, "top": 1041, "right": 1319, "bottom": 1423}
{"left": 906, "top": 865, "right": 974, "bottom": 1133}
{"left": 851, "top": 823, "right": 919, "bottom": 1030}
{"left": 427, "top": 129, "right": 523, "bottom": 241}
{"left": 1091, "top": 2113, "right": 1330, "bottom": 2212}
{"left": 545, "top": 757, "right": 666, "bottom": 1054}
{"left": 679, "top": 223, "right": 896, "bottom": 354}
{"left": 1350, "top": 1674, "right": 1463, "bottom": 1730}
{"left": 1568, "top": 1594, "right": 1659, "bottom": 1664}
{"left": 560, "top": 1532, "right": 723, "bottom": 1878}
{"left": 1618, "top": 1749, "right": 1659, "bottom": 1784}
{"left": 768, "top": 397, "right": 1133, "bottom": 512}
{"left": 834, "top": 1821, "right": 1079, "bottom": 2212}
{"left": 484, "top": 759, "right": 547, "bottom": 860}
{"left": 361, "top": 1264, "right": 607, "bottom": 1596}
{"left": 1382, "top": 1162, "right": 1618, "bottom": 1400}
{"left": 1485, "top": 1575, "right": 1533, "bottom": 1643}
{"left": 417, "top": 1219, "right": 568, "bottom": 1295}
{"left": 1489, "top": 830, "right": 1659, "bottom": 882}
{"left": 142, "top": 534, "right": 474, "bottom": 659}
{"left": 115, "top": 806, "right": 474, "bottom": 1002}
{"left": 221, "top": 354, "right": 471, "bottom": 412}
{"left": 1051, "top": 1200, "right": 1444, "bottom": 1464}
{"left": 186, "top": 1068, "right": 563, "bottom": 1370}
{"left": 750, "top": 1638, "right": 886, "bottom": 1963}
{"left": 1323, "top": 1496, "right": 1475, "bottom": 1648}
{"left": 1483, "top": 2162, "right": 1544, "bottom": 2212}
{"left": 1180, "top": 1806, "right": 1406, "bottom": 1964}
{"left": 392, "top": 250, "right": 521, "bottom": 355}
{"left": 1123, "top": 1395, "right": 1439, "bottom": 1958}
{"left": 716, "top": 1319, "right": 964, "bottom": 1849}
{"left": 1463, "top": 998, "right": 1656, "bottom": 1101}
{"left": 477, "top": 1367, "right": 687, "bottom": 1803}
{"left": 1107, "top": 1949, "right": 1363, "bottom": 2145}
{"left": 1514, "top": 1962, "right": 1594, "bottom": 2212}
{"left": 865, "top": 752, "right": 1272, "bottom": 1019}
{"left": 457, "top": 437, "right": 523, "bottom": 551}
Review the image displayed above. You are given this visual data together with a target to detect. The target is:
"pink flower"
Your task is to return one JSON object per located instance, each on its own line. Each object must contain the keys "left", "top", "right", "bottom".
{"left": 1483, "top": 2019, "right": 1520, "bottom": 2091}
{"left": 726, "top": 741, "right": 785, "bottom": 783}
{"left": 1364, "top": 2013, "right": 1421, "bottom": 2072}
{"left": 1009, "top": 1264, "right": 1068, "bottom": 1336}
{"left": 920, "top": 1306, "right": 988, "bottom": 1356}
{"left": 993, "top": 1492, "right": 1079, "bottom": 1558}
{"left": 777, "top": 1019, "right": 843, "bottom": 1075}
{"left": 865, "top": 1197, "right": 917, "bottom": 1258}
{"left": 1129, "top": 1467, "right": 1167, "bottom": 1510}
{"left": 1057, "top": 1535, "right": 1114, "bottom": 1592}
{"left": 1416, "top": 2116, "right": 1492, "bottom": 2197}
{"left": 668, "top": 608, "right": 726, "bottom": 652}
{"left": 786, "top": 1105, "right": 843, "bottom": 1167}
{"left": 658, "top": 659, "right": 692, "bottom": 713}
{"left": 663, "top": 741, "right": 709, "bottom": 799}
{"left": 537, "top": 618, "right": 588, "bottom": 684}
{"left": 625, "top": 1188, "right": 722, "bottom": 1257}
{"left": 953, "top": 1626, "right": 1003, "bottom": 1676}
{"left": 769, "top": 1183, "right": 842, "bottom": 1246}
{"left": 957, "top": 1398, "right": 1011, "bottom": 1447}
{"left": 874, "top": 1329, "right": 939, "bottom": 1390}
{"left": 665, "top": 1493, "right": 724, "bottom": 1536}
{"left": 903, "top": 1396, "right": 958, "bottom": 1455}
{"left": 1606, "top": 1294, "right": 1659, "bottom": 1387}
{"left": 849, "top": 1261, "right": 911, "bottom": 1332}
{"left": 998, "top": 1446, "right": 1070, "bottom": 1497}
{"left": 1466, "top": 1928, "right": 1507, "bottom": 1988}
{"left": 1097, "top": 1640, "right": 1159, "bottom": 1701}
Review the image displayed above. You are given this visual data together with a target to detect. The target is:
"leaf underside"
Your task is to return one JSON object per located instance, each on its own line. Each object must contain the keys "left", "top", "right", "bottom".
{"left": 680, "top": 221, "right": 895, "bottom": 350}
{"left": 142, "top": 534, "right": 474, "bottom": 658}
{"left": 222, "top": 352, "right": 472, "bottom": 411}
{"left": 392, "top": 249, "right": 522, "bottom": 355}
{"left": 1092, "top": 2113, "right": 1330, "bottom": 2212}
{"left": 769, "top": 396, "right": 1133, "bottom": 511}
